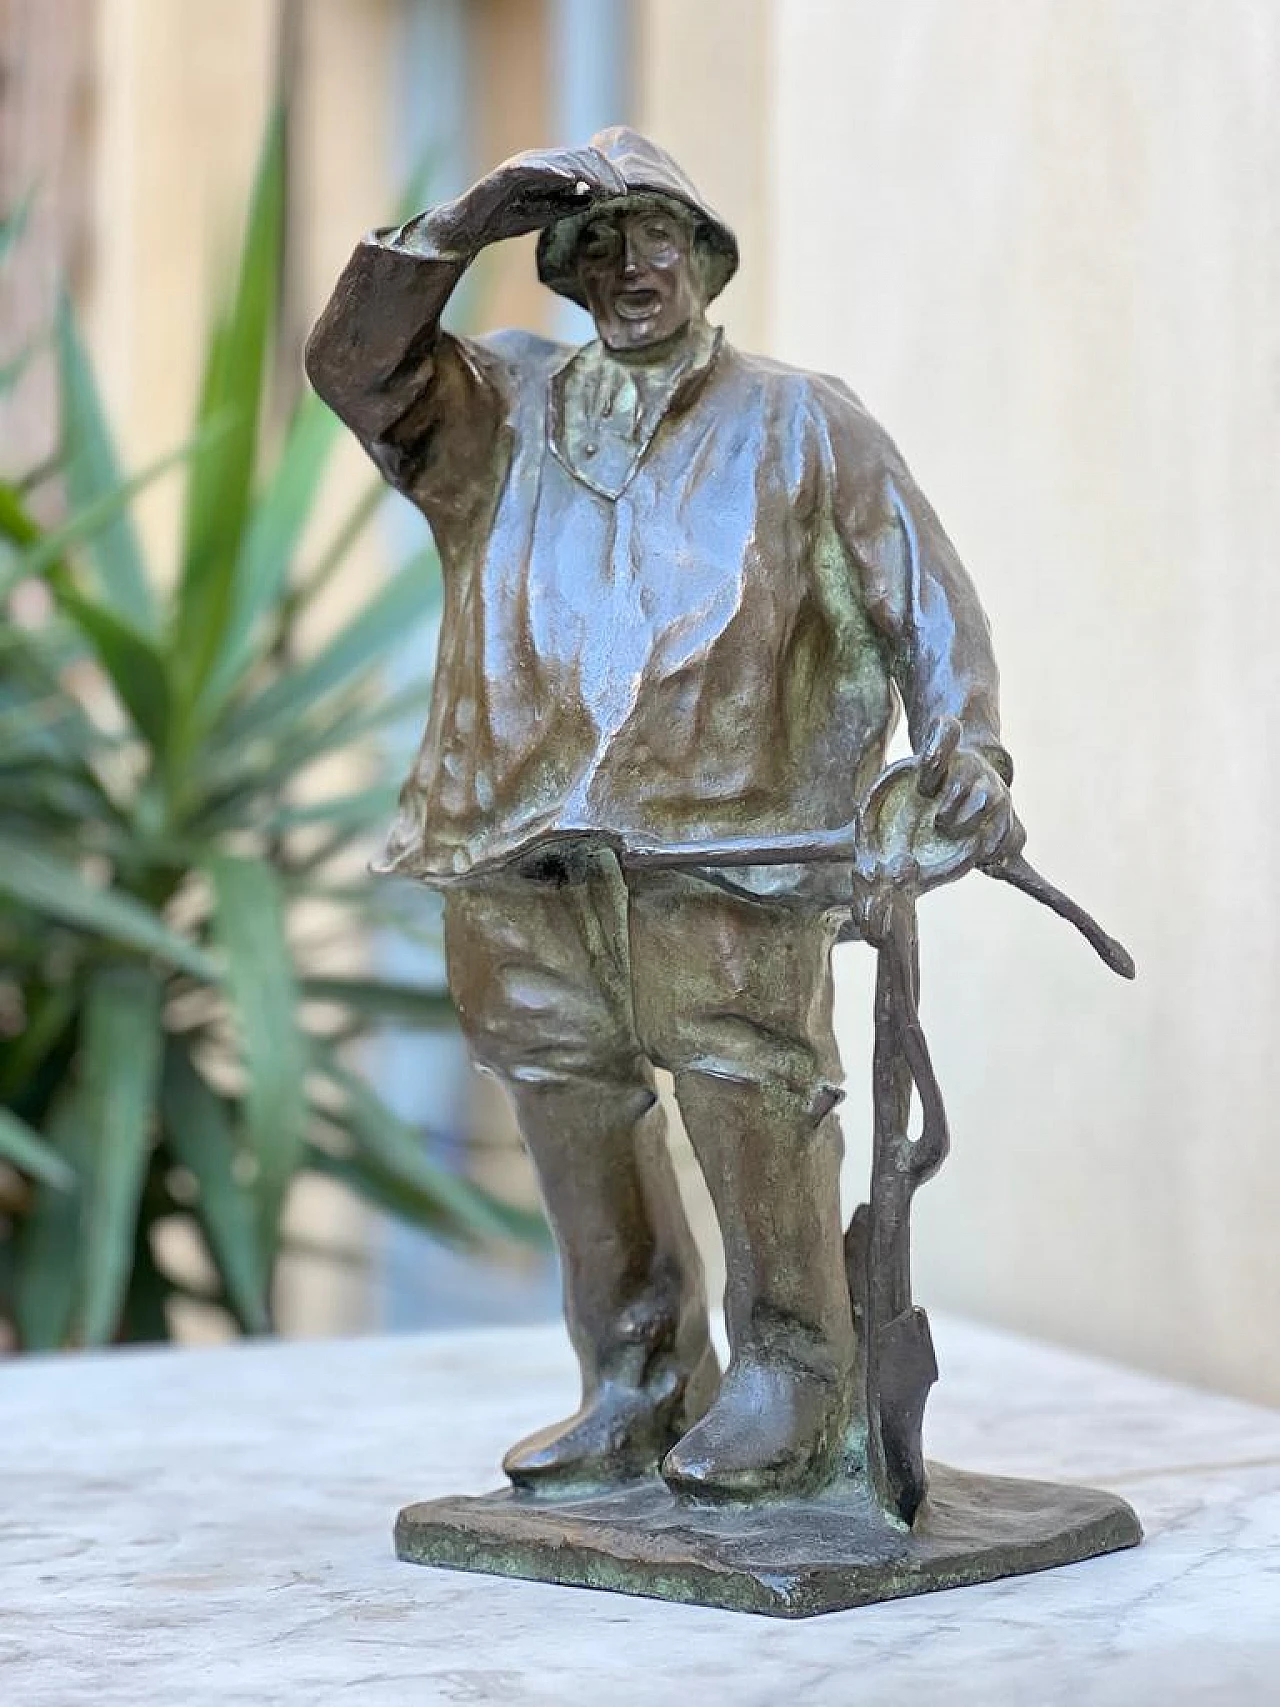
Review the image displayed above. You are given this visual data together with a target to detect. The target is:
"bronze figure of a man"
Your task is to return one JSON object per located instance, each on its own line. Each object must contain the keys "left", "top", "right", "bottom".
{"left": 307, "top": 128, "right": 1018, "bottom": 1503}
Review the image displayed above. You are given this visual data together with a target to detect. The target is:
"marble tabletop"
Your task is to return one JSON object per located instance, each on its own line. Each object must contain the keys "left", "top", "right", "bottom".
{"left": 3, "top": 1316, "right": 1278, "bottom": 1706}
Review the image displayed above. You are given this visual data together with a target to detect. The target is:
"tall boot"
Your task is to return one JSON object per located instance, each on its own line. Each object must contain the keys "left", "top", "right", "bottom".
{"left": 500, "top": 1074, "right": 719, "bottom": 1492}
{"left": 661, "top": 1070, "right": 856, "bottom": 1501}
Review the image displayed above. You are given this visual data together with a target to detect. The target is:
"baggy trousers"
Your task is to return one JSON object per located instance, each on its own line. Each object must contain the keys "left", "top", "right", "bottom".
{"left": 444, "top": 848, "right": 856, "bottom": 1405}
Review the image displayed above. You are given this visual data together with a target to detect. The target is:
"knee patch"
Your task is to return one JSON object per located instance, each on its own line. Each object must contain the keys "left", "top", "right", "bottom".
{"left": 673, "top": 1059, "right": 845, "bottom": 1127}
{"left": 469, "top": 1033, "right": 649, "bottom": 1090}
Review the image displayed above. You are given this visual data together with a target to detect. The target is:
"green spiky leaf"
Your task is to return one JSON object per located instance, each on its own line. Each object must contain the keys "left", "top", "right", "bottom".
{"left": 204, "top": 852, "right": 307, "bottom": 1255}
{"left": 301, "top": 974, "right": 454, "bottom": 1026}
{"left": 219, "top": 544, "right": 439, "bottom": 747}
{"left": 0, "top": 833, "right": 220, "bottom": 979}
{"left": 78, "top": 966, "right": 164, "bottom": 1346}
{"left": 55, "top": 294, "right": 156, "bottom": 630}
{"left": 0, "top": 1107, "right": 76, "bottom": 1189}
{"left": 199, "top": 391, "right": 341, "bottom": 715}
{"left": 161, "top": 1042, "right": 270, "bottom": 1334}
{"left": 14, "top": 1094, "right": 90, "bottom": 1350}
{"left": 174, "top": 106, "right": 285, "bottom": 705}
{"left": 53, "top": 587, "right": 172, "bottom": 750}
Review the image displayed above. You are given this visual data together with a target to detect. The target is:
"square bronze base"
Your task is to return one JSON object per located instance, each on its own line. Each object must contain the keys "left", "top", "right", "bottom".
{"left": 395, "top": 1463, "right": 1141, "bottom": 1618}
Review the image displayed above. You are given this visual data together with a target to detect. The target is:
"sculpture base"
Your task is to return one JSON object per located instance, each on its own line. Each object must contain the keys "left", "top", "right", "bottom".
{"left": 395, "top": 1462, "right": 1141, "bottom": 1619}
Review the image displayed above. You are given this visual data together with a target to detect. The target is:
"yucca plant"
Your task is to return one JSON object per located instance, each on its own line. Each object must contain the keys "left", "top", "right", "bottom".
{"left": 0, "top": 116, "right": 538, "bottom": 1350}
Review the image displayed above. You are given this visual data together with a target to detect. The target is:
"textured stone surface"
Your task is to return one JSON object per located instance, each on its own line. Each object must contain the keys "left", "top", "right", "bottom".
{"left": 397, "top": 1463, "right": 1141, "bottom": 1616}
{"left": 3, "top": 1318, "right": 1280, "bottom": 1703}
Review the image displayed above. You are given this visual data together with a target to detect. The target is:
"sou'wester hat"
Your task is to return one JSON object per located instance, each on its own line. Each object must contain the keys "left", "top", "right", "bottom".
{"left": 536, "top": 126, "right": 739, "bottom": 309}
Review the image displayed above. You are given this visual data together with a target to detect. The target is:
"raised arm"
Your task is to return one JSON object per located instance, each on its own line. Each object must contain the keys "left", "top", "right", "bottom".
{"left": 304, "top": 147, "right": 626, "bottom": 473}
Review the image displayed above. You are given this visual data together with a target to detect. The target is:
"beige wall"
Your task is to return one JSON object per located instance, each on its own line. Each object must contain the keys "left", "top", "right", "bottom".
{"left": 87, "top": 0, "right": 280, "bottom": 565}
{"left": 635, "top": 0, "right": 772, "bottom": 351}
{"left": 641, "top": 0, "right": 1280, "bottom": 1404}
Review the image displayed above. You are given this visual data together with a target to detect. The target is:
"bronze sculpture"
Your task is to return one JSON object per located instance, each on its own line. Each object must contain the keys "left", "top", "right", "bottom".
{"left": 307, "top": 127, "right": 1141, "bottom": 1615}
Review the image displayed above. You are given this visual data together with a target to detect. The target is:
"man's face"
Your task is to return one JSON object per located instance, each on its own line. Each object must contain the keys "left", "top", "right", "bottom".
{"left": 574, "top": 202, "right": 705, "bottom": 353}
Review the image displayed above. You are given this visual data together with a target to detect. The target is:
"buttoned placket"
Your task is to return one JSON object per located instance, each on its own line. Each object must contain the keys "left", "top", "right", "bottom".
{"left": 547, "top": 327, "right": 724, "bottom": 501}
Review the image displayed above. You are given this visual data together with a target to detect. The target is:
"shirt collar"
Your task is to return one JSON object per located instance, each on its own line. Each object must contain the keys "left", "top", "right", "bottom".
{"left": 548, "top": 322, "right": 724, "bottom": 499}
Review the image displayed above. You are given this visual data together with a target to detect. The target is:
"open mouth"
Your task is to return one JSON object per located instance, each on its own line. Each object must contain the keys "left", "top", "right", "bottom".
{"left": 613, "top": 288, "right": 663, "bottom": 321}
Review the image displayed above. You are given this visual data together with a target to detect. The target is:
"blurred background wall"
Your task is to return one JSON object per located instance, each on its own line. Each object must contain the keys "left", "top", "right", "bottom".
{"left": 764, "top": 0, "right": 1280, "bottom": 1409}
{"left": 4, "top": 0, "right": 1277, "bottom": 1404}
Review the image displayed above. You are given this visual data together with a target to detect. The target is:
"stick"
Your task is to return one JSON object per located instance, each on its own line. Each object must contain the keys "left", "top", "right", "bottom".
{"left": 623, "top": 833, "right": 1134, "bottom": 979}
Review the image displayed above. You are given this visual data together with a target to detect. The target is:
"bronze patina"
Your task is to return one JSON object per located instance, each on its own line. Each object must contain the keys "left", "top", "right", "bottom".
{"left": 308, "top": 126, "right": 1141, "bottom": 1616}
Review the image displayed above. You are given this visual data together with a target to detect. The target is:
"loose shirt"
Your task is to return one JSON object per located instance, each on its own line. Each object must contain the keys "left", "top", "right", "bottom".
{"left": 306, "top": 235, "right": 1011, "bottom": 898}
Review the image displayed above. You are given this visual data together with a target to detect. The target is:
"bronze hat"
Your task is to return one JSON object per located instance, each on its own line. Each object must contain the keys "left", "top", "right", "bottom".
{"left": 536, "top": 126, "right": 739, "bottom": 309}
